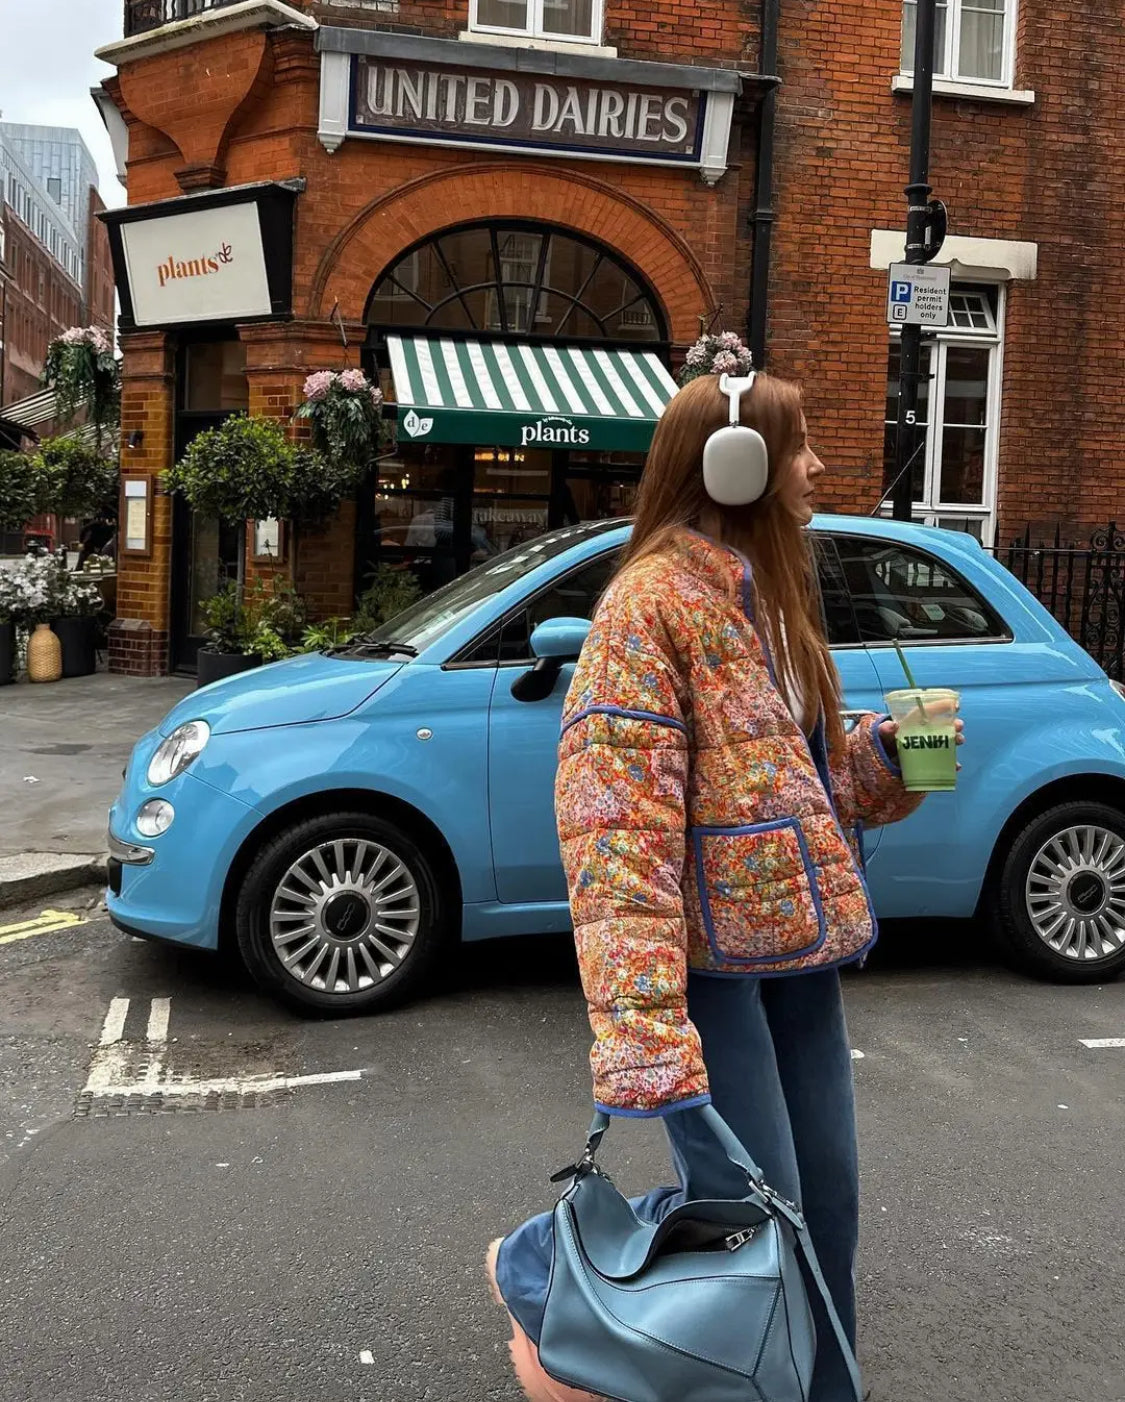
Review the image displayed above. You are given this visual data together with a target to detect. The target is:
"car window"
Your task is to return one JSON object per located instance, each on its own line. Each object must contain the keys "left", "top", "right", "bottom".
{"left": 459, "top": 551, "right": 621, "bottom": 665}
{"left": 360, "top": 520, "right": 623, "bottom": 655}
{"left": 832, "top": 534, "right": 1007, "bottom": 644}
{"left": 814, "top": 537, "right": 860, "bottom": 647}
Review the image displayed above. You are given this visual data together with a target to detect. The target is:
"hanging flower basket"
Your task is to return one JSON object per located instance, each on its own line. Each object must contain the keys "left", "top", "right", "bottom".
{"left": 295, "top": 369, "right": 388, "bottom": 473}
{"left": 42, "top": 327, "right": 121, "bottom": 445}
{"left": 677, "top": 331, "right": 754, "bottom": 386}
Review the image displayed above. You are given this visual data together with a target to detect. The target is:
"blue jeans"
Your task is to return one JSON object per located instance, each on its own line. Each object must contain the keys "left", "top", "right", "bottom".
{"left": 495, "top": 968, "right": 860, "bottom": 1402}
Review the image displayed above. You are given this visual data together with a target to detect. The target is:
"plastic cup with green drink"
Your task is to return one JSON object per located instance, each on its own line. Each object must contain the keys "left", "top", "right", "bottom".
{"left": 884, "top": 641, "right": 960, "bottom": 793}
{"left": 884, "top": 686, "right": 960, "bottom": 792}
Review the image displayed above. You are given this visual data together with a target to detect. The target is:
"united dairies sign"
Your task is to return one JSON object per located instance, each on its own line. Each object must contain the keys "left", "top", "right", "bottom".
{"left": 351, "top": 57, "right": 704, "bottom": 162}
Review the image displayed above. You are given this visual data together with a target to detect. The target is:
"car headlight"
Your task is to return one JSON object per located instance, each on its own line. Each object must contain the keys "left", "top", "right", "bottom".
{"left": 147, "top": 720, "right": 210, "bottom": 786}
{"left": 136, "top": 799, "right": 175, "bottom": 837}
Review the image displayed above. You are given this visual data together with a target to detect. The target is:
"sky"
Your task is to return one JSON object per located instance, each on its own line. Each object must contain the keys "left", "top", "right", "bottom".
{"left": 1, "top": 0, "right": 126, "bottom": 209}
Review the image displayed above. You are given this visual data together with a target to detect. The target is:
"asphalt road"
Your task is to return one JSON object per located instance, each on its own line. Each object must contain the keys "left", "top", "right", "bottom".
{"left": 1, "top": 894, "right": 1123, "bottom": 1402}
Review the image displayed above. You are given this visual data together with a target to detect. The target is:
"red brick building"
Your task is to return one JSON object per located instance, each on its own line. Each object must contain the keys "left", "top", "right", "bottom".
{"left": 0, "top": 208, "right": 84, "bottom": 409}
{"left": 92, "top": 1, "right": 1116, "bottom": 674}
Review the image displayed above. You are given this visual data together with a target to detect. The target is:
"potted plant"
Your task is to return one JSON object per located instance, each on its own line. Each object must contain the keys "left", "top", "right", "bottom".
{"left": 0, "top": 571, "right": 17, "bottom": 685}
{"left": 295, "top": 369, "right": 387, "bottom": 472}
{"left": 5, "top": 552, "right": 62, "bottom": 683}
{"left": 49, "top": 565, "right": 104, "bottom": 679}
{"left": 352, "top": 564, "right": 423, "bottom": 633}
{"left": 195, "top": 577, "right": 306, "bottom": 688}
{"left": 196, "top": 581, "right": 259, "bottom": 687}
{"left": 42, "top": 326, "right": 120, "bottom": 449}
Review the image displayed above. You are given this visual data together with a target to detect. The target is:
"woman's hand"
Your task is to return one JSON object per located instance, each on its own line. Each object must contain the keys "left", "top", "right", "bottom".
{"left": 879, "top": 717, "right": 966, "bottom": 768}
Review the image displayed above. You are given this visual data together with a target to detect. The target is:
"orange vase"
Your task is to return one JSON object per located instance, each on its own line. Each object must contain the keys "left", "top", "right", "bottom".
{"left": 27, "top": 622, "right": 62, "bottom": 683}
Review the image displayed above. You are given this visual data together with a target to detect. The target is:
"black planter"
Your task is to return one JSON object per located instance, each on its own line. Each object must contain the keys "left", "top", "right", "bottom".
{"left": 0, "top": 621, "right": 14, "bottom": 685}
{"left": 49, "top": 615, "right": 98, "bottom": 679}
{"left": 196, "top": 651, "right": 262, "bottom": 688}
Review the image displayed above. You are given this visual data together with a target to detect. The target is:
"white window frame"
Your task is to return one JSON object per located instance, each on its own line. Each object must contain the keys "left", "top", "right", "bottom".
{"left": 469, "top": 0, "right": 605, "bottom": 46}
{"left": 901, "top": 0, "right": 1018, "bottom": 90}
{"left": 885, "top": 281, "right": 1006, "bottom": 547}
{"left": 487, "top": 232, "right": 552, "bottom": 331}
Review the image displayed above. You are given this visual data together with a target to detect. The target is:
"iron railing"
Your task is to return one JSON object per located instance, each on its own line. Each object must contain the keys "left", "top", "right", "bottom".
{"left": 994, "top": 523, "right": 1125, "bottom": 680}
{"left": 124, "top": 0, "right": 249, "bottom": 36}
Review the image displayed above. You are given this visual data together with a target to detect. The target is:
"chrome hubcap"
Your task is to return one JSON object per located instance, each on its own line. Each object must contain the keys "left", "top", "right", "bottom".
{"left": 1026, "top": 824, "right": 1125, "bottom": 962}
{"left": 269, "top": 838, "right": 420, "bottom": 994}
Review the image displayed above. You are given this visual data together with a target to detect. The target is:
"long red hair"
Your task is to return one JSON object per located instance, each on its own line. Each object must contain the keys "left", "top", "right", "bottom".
{"left": 621, "top": 372, "right": 843, "bottom": 753}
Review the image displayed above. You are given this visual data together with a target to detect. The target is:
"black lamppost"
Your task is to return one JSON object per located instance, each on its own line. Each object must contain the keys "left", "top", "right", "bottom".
{"left": 891, "top": 0, "right": 947, "bottom": 520}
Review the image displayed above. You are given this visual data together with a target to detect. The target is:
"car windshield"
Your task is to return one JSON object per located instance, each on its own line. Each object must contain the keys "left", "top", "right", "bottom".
{"left": 355, "top": 520, "right": 626, "bottom": 655}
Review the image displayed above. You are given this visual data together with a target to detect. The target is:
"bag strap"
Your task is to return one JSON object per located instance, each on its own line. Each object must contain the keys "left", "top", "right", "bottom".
{"left": 582, "top": 1106, "right": 863, "bottom": 1402}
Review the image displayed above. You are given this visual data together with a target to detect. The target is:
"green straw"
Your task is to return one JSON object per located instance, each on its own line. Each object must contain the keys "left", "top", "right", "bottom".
{"left": 892, "top": 639, "right": 927, "bottom": 718}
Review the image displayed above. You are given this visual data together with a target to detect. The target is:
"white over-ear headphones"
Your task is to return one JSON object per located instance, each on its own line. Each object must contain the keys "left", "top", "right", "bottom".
{"left": 702, "top": 373, "right": 769, "bottom": 507}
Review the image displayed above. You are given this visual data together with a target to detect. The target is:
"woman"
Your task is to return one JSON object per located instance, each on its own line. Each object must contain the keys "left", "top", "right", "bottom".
{"left": 486, "top": 371, "right": 962, "bottom": 1402}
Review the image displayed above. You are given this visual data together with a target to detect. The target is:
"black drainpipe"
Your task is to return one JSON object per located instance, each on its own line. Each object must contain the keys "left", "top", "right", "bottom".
{"left": 747, "top": 0, "right": 780, "bottom": 368}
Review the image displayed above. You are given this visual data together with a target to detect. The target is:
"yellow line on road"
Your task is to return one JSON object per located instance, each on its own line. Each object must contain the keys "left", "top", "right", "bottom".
{"left": 0, "top": 909, "right": 86, "bottom": 945}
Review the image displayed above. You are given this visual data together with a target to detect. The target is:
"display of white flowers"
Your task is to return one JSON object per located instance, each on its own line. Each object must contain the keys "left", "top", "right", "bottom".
{"left": 1, "top": 552, "right": 104, "bottom": 625}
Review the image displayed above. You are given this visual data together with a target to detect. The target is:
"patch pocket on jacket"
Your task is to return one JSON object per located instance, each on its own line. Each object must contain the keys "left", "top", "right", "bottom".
{"left": 693, "top": 819, "right": 827, "bottom": 965}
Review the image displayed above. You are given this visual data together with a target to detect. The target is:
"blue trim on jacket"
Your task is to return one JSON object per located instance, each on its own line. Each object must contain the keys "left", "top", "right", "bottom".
{"left": 562, "top": 705, "right": 688, "bottom": 738}
{"left": 594, "top": 1093, "right": 712, "bottom": 1119}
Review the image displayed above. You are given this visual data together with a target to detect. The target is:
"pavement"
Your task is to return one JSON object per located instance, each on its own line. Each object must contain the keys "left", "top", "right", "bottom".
{"left": 0, "top": 900, "right": 1122, "bottom": 1402}
{"left": 0, "top": 672, "right": 193, "bottom": 903}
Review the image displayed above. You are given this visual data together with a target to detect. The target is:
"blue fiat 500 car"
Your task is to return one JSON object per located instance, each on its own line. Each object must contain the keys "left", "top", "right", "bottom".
{"left": 108, "top": 516, "right": 1125, "bottom": 1013}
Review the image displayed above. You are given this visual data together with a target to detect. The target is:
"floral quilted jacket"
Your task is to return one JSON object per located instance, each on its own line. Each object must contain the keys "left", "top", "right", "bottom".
{"left": 556, "top": 529, "right": 923, "bottom": 1117}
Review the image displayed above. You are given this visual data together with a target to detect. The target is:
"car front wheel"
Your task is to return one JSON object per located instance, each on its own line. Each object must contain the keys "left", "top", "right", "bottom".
{"left": 994, "top": 801, "right": 1125, "bottom": 983}
{"left": 235, "top": 811, "right": 450, "bottom": 1015}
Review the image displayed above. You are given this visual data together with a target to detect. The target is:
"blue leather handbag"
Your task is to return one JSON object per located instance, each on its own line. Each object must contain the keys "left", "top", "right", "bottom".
{"left": 538, "top": 1105, "right": 863, "bottom": 1402}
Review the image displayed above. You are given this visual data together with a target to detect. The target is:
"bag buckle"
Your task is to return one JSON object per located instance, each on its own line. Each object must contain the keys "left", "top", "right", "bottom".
{"left": 725, "top": 1227, "right": 758, "bottom": 1252}
{"left": 549, "top": 1147, "right": 598, "bottom": 1185}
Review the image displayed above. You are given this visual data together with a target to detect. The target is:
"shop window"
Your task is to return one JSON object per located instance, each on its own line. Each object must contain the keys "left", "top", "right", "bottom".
{"left": 471, "top": 0, "right": 602, "bottom": 44}
{"left": 367, "top": 221, "right": 665, "bottom": 343}
{"left": 882, "top": 282, "right": 1003, "bottom": 545}
{"left": 901, "top": 0, "right": 1016, "bottom": 87}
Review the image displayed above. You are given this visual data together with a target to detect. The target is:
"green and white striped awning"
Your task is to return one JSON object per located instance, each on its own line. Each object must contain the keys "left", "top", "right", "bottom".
{"left": 386, "top": 335, "right": 678, "bottom": 453}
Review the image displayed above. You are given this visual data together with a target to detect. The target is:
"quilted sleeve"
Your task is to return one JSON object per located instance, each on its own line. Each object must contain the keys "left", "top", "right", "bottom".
{"left": 836, "top": 714, "right": 925, "bottom": 830}
{"left": 556, "top": 590, "right": 709, "bottom": 1118}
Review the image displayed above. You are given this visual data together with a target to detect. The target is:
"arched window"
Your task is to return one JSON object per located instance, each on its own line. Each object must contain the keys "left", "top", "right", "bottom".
{"left": 366, "top": 221, "right": 666, "bottom": 344}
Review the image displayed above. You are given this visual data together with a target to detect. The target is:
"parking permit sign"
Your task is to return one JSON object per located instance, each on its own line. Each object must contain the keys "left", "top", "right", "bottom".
{"left": 886, "top": 262, "right": 951, "bottom": 327}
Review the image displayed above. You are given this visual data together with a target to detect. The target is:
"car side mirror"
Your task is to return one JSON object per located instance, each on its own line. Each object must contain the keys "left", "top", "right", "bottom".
{"left": 511, "top": 617, "right": 591, "bottom": 703}
{"left": 530, "top": 617, "right": 591, "bottom": 661}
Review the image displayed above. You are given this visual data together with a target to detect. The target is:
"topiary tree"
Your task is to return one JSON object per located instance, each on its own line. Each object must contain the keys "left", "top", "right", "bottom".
{"left": 33, "top": 438, "right": 118, "bottom": 519}
{"left": 0, "top": 450, "right": 46, "bottom": 533}
{"left": 165, "top": 414, "right": 365, "bottom": 524}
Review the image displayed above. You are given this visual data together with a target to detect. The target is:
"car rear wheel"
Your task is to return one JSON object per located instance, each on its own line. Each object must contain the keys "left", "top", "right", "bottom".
{"left": 993, "top": 801, "right": 1125, "bottom": 983}
{"left": 235, "top": 812, "right": 451, "bottom": 1015}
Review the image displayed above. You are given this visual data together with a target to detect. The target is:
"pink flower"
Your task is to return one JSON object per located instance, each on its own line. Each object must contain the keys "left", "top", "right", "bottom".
{"left": 711, "top": 350, "right": 740, "bottom": 375}
{"left": 303, "top": 370, "right": 336, "bottom": 402}
{"left": 339, "top": 368, "right": 368, "bottom": 393}
{"left": 685, "top": 342, "right": 708, "bottom": 367}
{"left": 369, "top": 386, "right": 384, "bottom": 407}
{"left": 719, "top": 331, "right": 744, "bottom": 350}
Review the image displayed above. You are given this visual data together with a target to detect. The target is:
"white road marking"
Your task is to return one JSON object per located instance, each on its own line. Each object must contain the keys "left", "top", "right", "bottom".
{"left": 359, "top": 1351, "right": 374, "bottom": 1365}
{"left": 146, "top": 998, "right": 171, "bottom": 1043}
{"left": 84, "top": 1067, "right": 364, "bottom": 1100}
{"left": 99, "top": 997, "right": 130, "bottom": 1046}
{"left": 1080, "top": 1037, "right": 1125, "bottom": 1049}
